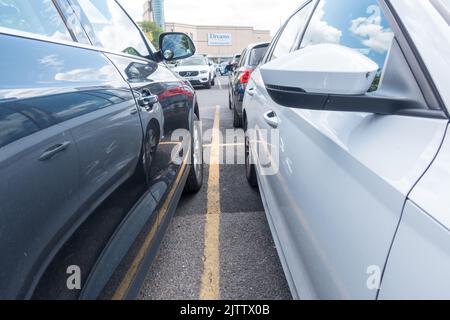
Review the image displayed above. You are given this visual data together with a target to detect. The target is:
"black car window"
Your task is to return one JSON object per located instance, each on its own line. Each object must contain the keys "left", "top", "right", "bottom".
{"left": 0, "top": 107, "right": 39, "bottom": 149}
{"left": 270, "top": 0, "right": 315, "bottom": 61}
{"left": 0, "top": 0, "right": 72, "bottom": 41}
{"left": 72, "top": 0, "right": 150, "bottom": 57}
{"left": 299, "top": 0, "right": 395, "bottom": 91}
{"left": 249, "top": 46, "right": 268, "bottom": 67}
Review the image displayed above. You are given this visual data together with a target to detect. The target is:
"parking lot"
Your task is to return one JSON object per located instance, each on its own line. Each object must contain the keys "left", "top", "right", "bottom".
{"left": 138, "top": 76, "right": 291, "bottom": 300}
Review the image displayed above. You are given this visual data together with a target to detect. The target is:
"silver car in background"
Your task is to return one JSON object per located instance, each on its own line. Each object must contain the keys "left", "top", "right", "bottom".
{"left": 244, "top": 0, "right": 450, "bottom": 299}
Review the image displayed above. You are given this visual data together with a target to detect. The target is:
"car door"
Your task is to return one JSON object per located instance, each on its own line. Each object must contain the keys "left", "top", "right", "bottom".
{"left": 244, "top": 0, "right": 317, "bottom": 299}
{"left": 377, "top": 0, "right": 450, "bottom": 299}
{"left": 58, "top": 0, "right": 147, "bottom": 216}
{"left": 0, "top": 0, "right": 92, "bottom": 298}
{"left": 249, "top": 0, "right": 449, "bottom": 299}
{"left": 0, "top": 38, "right": 81, "bottom": 297}
{"left": 69, "top": 0, "right": 194, "bottom": 224}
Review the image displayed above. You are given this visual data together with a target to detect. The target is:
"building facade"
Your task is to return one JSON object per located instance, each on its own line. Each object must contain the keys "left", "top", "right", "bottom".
{"left": 152, "top": 0, "right": 165, "bottom": 30}
{"left": 165, "top": 22, "right": 272, "bottom": 61}
{"left": 142, "top": 1, "right": 152, "bottom": 22}
{"left": 142, "top": 0, "right": 166, "bottom": 30}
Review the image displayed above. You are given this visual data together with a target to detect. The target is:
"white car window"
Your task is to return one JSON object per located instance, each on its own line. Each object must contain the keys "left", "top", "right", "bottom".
{"left": 300, "top": 0, "right": 395, "bottom": 92}
{"left": 0, "top": 0, "right": 72, "bottom": 41}
{"left": 270, "top": 0, "right": 315, "bottom": 61}
{"left": 74, "top": 0, "right": 150, "bottom": 57}
{"left": 178, "top": 56, "right": 208, "bottom": 66}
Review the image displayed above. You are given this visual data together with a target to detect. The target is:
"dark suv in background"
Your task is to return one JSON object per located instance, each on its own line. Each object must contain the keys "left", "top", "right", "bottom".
{"left": 228, "top": 42, "right": 269, "bottom": 127}
{"left": 0, "top": 0, "right": 203, "bottom": 299}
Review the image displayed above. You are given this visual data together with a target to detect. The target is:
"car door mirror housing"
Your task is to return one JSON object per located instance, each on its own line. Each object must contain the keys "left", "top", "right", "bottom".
{"left": 261, "top": 44, "right": 379, "bottom": 95}
{"left": 159, "top": 32, "right": 196, "bottom": 61}
{"left": 260, "top": 44, "right": 427, "bottom": 115}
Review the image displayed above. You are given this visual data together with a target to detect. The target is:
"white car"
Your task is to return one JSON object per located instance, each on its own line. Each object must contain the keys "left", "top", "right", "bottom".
{"left": 173, "top": 54, "right": 215, "bottom": 89}
{"left": 244, "top": 0, "right": 450, "bottom": 299}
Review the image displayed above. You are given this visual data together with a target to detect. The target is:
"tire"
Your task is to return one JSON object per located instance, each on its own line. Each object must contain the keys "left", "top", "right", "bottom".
{"left": 233, "top": 104, "right": 242, "bottom": 128}
{"left": 204, "top": 80, "right": 212, "bottom": 89}
{"left": 245, "top": 134, "right": 258, "bottom": 188}
{"left": 228, "top": 93, "right": 232, "bottom": 110}
{"left": 211, "top": 78, "right": 215, "bottom": 86}
{"left": 185, "top": 114, "right": 204, "bottom": 193}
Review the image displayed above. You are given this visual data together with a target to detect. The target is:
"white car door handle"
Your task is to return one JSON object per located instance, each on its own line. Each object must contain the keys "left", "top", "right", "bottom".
{"left": 264, "top": 111, "right": 279, "bottom": 128}
{"left": 247, "top": 87, "right": 256, "bottom": 96}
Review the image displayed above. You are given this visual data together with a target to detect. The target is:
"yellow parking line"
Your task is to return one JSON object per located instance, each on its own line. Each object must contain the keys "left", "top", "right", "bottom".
{"left": 159, "top": 142, "right": 182, "bottom": 146}
{"left": 112, "top": 157, "right": 188, "bottom": 300}
{"left": 199, "top": 106, "right": 221, "bottom": 300}
{"left": 203, "top": 143, "right": 244, "bottom": 148}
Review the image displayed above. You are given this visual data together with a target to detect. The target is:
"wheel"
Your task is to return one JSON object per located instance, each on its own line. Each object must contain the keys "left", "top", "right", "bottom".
{"left": 233, "top": 104, "right": 242, "bottom": 128}
{"left": 228, "top": 93, "right": 232, "bottom": 110}
{"left": 185, "top": 114, "right": 204, "bottom": 193}
{"left": 204, "top": 80, "right": 212, "bottom": 89}
{"left": 136, "top": 124, "right": 159, "bottom": 186}
{"left": 211, "top": 78, "right": 215, "bottom": 86}
{"left": 245, "top": 133, "right": 258, "bottom": 188}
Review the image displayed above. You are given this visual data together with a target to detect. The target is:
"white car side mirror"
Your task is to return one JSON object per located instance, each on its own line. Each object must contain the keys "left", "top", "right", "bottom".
{"left": 260, "top": 44, "right": 379, "bottom": 95}
{"left": 259, "top": 43, "right": 423, "bottom": 115}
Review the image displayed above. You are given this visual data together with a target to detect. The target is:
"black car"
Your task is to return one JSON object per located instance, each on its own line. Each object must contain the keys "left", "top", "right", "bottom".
{"left": 0, "top": 0, "right": 202, "bottom": 299}
{"left": 228, "top": 43, "right": 269, "bottom": 127}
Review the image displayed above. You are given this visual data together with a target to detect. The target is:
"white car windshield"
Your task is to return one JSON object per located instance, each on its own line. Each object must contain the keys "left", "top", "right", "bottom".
{"left": 178, "top": 56, "right": 208, "bottom": 66}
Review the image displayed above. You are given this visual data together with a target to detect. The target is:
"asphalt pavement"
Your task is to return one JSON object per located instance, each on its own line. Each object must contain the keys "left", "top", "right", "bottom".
{"left": 138, "top": 76, "right": 291, "bottom": 300}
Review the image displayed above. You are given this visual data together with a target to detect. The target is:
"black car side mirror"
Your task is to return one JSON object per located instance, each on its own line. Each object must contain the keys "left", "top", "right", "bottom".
{"left": 158, "top": 32, "right": 196, "bottom": 62}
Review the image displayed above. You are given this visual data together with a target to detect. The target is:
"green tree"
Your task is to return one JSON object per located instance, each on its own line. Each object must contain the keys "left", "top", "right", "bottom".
{"left": 139, "top": 20, "right": 163, "bottom": 49}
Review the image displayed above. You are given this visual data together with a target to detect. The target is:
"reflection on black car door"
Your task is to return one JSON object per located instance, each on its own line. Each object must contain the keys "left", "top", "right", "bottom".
{"left": 0, "top": 34, "right": 137, "bottom": 298}
{"left": 60, "top": 0, "right": 198, "bottom": 298}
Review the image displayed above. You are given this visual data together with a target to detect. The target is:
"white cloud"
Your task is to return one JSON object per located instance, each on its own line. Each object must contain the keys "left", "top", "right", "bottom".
{"left": 119, "top": 0, "right": 300, "bottom": 35}
{"left": 39, "top": 54, "right": 64, "bottom": 68}
{"left": 301, "top": 1, "right": 342, "bottom": 46}
{"left": 349, "top": 5, "right": 394, "bottom": 53}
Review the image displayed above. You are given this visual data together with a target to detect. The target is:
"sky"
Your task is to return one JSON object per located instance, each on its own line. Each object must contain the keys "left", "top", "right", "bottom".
{"left": 299, "top": 0, "right": 393, "bottom": 67}
{"left": 119, "top": 0, "right": 302, "bottom": 35}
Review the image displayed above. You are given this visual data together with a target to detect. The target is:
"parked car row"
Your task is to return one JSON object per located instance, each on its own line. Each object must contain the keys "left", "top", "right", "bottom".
{"left": 242, "top": 0, "right": 450, "bottom": 299}
{"left": 228, "top": 42, "right": 270, "bottom": 127}
{"left": 0, "top": 0, "right": 202, "bottom": 299}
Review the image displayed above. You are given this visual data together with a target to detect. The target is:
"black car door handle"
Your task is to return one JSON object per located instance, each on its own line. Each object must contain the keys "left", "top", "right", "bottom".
{"left": 39, "top": 141, "right": 71, "bottom": 161}
{"left": 138, "top": 94, "right": 158, "bottom": 110}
